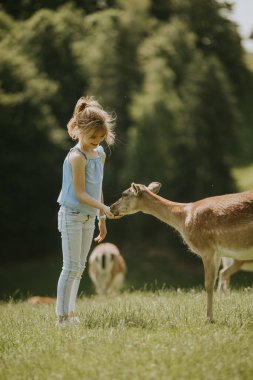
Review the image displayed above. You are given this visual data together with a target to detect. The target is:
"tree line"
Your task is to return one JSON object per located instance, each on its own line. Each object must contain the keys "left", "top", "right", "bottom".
{"left": 1, "top": 0, "right": 253, "bottom": 260}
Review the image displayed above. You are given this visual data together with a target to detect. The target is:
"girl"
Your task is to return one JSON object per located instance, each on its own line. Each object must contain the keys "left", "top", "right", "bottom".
{"left": 56, "top": 96, "right": 115, "bottom": 327}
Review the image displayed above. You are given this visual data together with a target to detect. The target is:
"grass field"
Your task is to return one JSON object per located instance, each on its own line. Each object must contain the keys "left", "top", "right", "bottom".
{"left": 232, "top": 163, "right": 253, "bottom": 192}
{"left": 1, "top": 289, "right": 253, "bottom": 380}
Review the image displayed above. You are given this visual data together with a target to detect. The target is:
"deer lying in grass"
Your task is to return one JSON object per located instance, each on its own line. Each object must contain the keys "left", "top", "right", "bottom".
{"left": 218, "top": 257, "right": 253, "bottom": 291}
{"left": 110, "top": 182, "right": 253, "bottom": 322}
{"left": 27, "top": 296, "right": 56, "bottom": 304}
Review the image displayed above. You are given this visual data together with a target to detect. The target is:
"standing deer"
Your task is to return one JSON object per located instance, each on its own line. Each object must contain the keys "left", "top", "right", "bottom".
{"left": 218, "top": 257, "right": 253, "bottom": 291}
{"left": 110, "top": 182, "right": 253, "bottom": 322}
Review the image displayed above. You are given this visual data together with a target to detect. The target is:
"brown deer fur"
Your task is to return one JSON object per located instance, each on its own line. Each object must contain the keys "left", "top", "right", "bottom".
{"left": 110, "top": 182, "right": 253, "bottom": 321}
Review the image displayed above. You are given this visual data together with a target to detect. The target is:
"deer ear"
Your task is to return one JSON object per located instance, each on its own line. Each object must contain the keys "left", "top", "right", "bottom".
{"left": 131, "top": 183, "right": 142, "bottom": 196}
{"left": 147, "top": 182, "right": 161, "bottom": 194}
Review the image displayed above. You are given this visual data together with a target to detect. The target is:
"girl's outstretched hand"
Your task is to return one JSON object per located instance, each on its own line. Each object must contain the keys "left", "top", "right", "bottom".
{"left": 103, "top": 205, "right": 115, "bottom": 219}
{"left": 110, "top": 214, "right": 123, "bottom": 219}
{"left": 94, "top": 220, "right": 107, "bottom": 243}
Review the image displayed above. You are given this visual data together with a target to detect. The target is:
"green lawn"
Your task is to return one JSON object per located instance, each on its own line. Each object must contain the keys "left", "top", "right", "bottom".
{"left": 245, "top": 52, "right": 253, "bottom": 72}
{"left": 232, "top": 163, "right": 253, "bottom": 192}
{"left": 1, "top": 290, "right": 253, "bottom": 380}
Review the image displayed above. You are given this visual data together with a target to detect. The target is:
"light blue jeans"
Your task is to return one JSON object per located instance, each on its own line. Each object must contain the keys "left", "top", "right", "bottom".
{"left": 56, "top": 206, "right": 96, "bottom": 316}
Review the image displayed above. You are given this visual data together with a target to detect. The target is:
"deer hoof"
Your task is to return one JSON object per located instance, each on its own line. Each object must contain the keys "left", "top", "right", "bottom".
{"left": 205, "top": 317, "right": 215, "bottom": 324}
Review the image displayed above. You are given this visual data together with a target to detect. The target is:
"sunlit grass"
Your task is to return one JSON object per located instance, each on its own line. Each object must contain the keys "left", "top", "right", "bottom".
{"left": 1, "top": 289, "right": 253, "bottom": 380}
{"left": 245, "top": 52, "right": 253, "bottom": 72}
{"left": 232, "top": 163, "right": 253, "bottom": 191}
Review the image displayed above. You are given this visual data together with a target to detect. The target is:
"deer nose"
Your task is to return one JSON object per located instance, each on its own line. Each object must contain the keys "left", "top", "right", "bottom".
{"left": 110, "top": 204, "right": 118, "bottom": 215}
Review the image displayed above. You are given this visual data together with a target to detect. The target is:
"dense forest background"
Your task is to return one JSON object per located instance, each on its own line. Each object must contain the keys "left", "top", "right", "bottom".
{"left": 1, "top": 0, "right": 253, "bottom": 296}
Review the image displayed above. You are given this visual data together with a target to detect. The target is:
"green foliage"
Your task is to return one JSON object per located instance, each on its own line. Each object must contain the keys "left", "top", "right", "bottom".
{"left": 1, "top": 0, "right": 253, "bottom": 259}
{"left": 236, "top": 54, "right": 253, "bottom": 164}
{"left": 179, "top": 55, "right": 240, "bottom": 199}
{"left": 123, "top": 21, "right": 193, "bottom": 190}
{"left": 172, "top": 0, "right": 246, "bottom": 89}
{"left": 149, "top": 0, "right": 174, "bottom": 20}
{"left": 148, "top": 0, "right": 247, "bottom": 92}
{"left": 0, "top": 0, "right": 117, "bottom": 19}
{"left": 12, "top": 5, "right": 89, "bottom": 127}
{"left": 123, "top": 20, "right": 240, "bottom": 203}
{"left": 0, "top": 10, "right": 13, "bottom": 40}
{"left": 0, "top": 45, "right": 64, "bottom": 255}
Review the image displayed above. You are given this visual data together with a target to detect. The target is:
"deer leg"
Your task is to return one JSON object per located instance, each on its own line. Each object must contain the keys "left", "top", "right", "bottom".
{"left": 218, "top": 260, "right": 244, "bottom": 291}
{"left": 202, "top": 254, "right": 220, "bottom": 322}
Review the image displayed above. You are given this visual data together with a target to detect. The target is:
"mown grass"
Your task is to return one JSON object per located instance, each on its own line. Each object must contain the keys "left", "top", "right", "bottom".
{"left": 232, "top": 163, "right": 253, "bottom": 192}
{"left": 1, "top": 289, "right": 253, "bottom": 380}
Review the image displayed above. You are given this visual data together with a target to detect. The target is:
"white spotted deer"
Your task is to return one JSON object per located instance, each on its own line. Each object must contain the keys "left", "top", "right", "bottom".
{"left": 110, "top": 182, "right": 253, "bottom": 322}
{"left": 88, "top": 242, "right": 127, "bottom": 295}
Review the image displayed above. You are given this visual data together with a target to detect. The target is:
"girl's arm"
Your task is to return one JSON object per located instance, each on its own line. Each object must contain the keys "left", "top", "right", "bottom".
{"left": 95, "top": 152, "right": 109, "bottom": 242}
{"left": 69, "top": 152, "right": 113, "bottom": 217}
{"left": 94, "top": 191, "right": 107, "bottom": 243}
{"left": 99, "top": 191, "right": 106, "bottom": 218}
{"left": 99, "top": 151, "right": 114, "bottom": 220}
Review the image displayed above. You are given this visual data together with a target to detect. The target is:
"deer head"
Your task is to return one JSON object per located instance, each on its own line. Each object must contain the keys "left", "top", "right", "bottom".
{"left": 110, "top": 182, "right": 161, "bottom": 217}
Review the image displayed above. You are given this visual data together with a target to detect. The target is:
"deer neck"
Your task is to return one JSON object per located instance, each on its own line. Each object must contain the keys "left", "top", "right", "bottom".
{"left": 140, "top": 191, "right": 186, "bottom": 232}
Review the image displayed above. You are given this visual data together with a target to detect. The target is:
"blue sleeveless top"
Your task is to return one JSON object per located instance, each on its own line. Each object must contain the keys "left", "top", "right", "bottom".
{"left": 57, "top": 143, "right": 104, "bottom": 216}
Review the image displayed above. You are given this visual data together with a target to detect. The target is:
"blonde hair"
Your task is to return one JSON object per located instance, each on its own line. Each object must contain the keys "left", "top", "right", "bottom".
{"left": 67, "top": 96, "right": 115, "bottom": 145}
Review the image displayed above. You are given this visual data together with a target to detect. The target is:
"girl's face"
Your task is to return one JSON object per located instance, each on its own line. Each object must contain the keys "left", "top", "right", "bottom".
{"left": 79, "top": 129, "right": 106, "bottom": 150}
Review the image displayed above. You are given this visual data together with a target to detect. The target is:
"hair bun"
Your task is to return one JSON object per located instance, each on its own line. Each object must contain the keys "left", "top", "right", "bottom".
{"left": 78, "top": 102, "right": 88, "bottom": 113}
{"left": 74, "top": 97, "right": 95, "bottom": 116}
{"left": 74, "top": 96, "right": 103, "bottom": 116}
